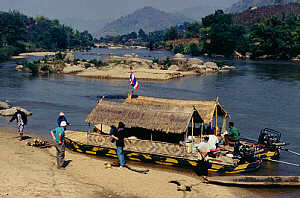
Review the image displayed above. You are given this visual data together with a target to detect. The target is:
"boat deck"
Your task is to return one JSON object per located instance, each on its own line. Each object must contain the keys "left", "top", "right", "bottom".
{"left": 65, "top": 130, "right": 236, "bottom": 166}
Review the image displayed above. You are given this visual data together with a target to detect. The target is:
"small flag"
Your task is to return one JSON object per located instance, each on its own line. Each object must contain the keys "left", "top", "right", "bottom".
{"left": 130, "top": 72, "right": 139, "bottom": 90}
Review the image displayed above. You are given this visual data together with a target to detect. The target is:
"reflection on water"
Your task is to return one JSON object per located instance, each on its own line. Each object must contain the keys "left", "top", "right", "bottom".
{"left": 1, "top": 48, "right": 300, "bottom": 197}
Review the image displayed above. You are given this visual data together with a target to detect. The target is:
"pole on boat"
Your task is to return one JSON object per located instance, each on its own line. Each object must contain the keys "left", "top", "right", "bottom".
{"left": 262, "top": 158, "right": 300, "bottom": 167}
{"left": 215, "top": 97, "right": 218, "bottom": 135}
{"left": 191, "top": 113, "right": 194, "bottom": 147}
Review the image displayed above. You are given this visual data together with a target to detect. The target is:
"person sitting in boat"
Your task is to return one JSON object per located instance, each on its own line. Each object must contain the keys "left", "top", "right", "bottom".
{"left": 57, "top": 112, "right": 72, "bottom": 127}
{"left": 207, "top": 130, "right": 219, "bottom": 151}
{"left": 224, "top": 122, "right": 240, "bottom": 146}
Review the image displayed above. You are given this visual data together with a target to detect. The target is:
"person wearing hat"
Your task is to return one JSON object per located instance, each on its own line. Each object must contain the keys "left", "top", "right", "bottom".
{"left": 50, "top": 121, "right": 67, "bottom": 169}
{"left": 57, "top": 112, "right": 72, "bottom": 127}
{"left": 8, "top": 107, "right": 28, "bottom": 141}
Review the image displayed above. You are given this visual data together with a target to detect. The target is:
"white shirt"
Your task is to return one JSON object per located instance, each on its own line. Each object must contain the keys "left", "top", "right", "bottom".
{"left": 195, "top": 142, "right": 210, "bottom": 160}
{"left": 207, "top": 135, "right": 219, "bottom": 150}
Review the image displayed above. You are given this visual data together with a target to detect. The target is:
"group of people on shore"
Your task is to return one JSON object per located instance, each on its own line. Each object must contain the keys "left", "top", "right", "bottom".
{"left": 8, "top": 109, "right": 72, "bottom": 169}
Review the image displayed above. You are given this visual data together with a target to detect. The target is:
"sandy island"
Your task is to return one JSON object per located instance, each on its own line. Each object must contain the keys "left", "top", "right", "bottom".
{"left": 0, "top": 126, "right": 262, "bottom": 198}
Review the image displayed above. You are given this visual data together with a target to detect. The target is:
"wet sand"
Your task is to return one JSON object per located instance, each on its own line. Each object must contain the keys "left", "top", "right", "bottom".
{"left": 0, "top": 126, "right": 261, "bottom": 198}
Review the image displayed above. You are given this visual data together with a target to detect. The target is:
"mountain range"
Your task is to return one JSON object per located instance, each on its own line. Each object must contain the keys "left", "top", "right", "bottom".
{"left": 96, "top": 6, "right": 191, "bottom": 37}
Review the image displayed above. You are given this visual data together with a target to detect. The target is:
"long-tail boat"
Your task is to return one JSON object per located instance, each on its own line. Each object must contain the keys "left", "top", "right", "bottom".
{"left": 65, "top": 95, "right": 262, "bottom": 174}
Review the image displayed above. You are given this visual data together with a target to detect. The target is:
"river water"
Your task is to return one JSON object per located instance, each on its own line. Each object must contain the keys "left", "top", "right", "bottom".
{"left": 1, "top": 48, "right": 300, "bottom": 197}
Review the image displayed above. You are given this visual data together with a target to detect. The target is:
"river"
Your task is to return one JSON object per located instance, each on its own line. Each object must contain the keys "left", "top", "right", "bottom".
{"left": 1, "top": 48, "right": 300, "bottom": 197}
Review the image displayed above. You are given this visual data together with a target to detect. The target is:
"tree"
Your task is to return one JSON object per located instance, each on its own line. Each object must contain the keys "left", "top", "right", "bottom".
{"left": 138, "top": 29, "right": 148, "bottom": 41}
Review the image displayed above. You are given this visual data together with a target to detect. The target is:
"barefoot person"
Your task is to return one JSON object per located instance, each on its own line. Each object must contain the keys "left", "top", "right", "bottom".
{"left": 50, "top": 121, "right": 67, "bottom": 169}
{"left": 224, "top": 122, "right": 240, "bottom": 146}
{"left": 8, "top": 107, "right": 28, "bottom": 141}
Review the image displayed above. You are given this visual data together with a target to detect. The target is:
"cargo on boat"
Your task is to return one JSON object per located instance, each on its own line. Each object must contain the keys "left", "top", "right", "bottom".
{"left": 65, "top": 95, "right": 262, "bottom": 174}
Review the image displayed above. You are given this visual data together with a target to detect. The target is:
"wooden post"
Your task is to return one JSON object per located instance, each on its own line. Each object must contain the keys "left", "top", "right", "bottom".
{"left": 222, "top": 117, "right": 227, "bottom": 133}
{"left": 150, "top": 133, "right": 153, "bottom": 141}
{"left": 191, "top": 116, "right": 194, "bottom": 146}
{"left": 201, "top": 123, "right": 204, "bottom": 139}
{"left": 215, "top": 104, "right": 218, "bottom": 135}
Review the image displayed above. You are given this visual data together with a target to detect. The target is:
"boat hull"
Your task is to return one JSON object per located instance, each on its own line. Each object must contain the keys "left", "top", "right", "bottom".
{"left": 65, "top": 137, "right": 262, "bottom": 174}
{"left": 207, "top": 176, "right": 300, "bottom": 186}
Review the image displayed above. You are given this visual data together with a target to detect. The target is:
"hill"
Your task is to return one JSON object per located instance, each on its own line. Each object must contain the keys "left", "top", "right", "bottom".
{"left": 227, "top": 0, "right": 300, "bottom": 13}
{"left": 60, "top": 18, "right": 111, "bottom": 35}
{"left": 96, "top": 6, "right": 191, "bottom": 37}
{"left": 232, "top": 3, "right": 300, "bottom": 27}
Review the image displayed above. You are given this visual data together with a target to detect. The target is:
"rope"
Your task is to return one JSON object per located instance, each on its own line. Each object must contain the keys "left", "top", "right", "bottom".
{"left": 262, "top": 158, "right": 300, "bottom": 167}
{"left": 283, "top": 148, "right": 300, "bottom": 157}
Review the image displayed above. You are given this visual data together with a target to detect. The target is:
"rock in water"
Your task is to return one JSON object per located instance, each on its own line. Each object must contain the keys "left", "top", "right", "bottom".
{"left": 0, "top": 107, "right": 32, "bottom": 116}
{"left": 0, "top": 101, "right": 11, "bottom": 110}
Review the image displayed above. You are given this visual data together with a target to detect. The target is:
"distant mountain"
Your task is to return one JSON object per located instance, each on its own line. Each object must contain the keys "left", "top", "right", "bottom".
{"left": 177, "top": 6, "right": 219, "bottom": 20}
{"left": 96, "top": 6, "right": 191, "bottom": 37}
{"left": 232, "top": 3, "right": 300, "bottom": 27}
{"left": 227, "top": 0, "right": 300, "bottom": 13}
{"left": 60, "top": 17, "right": 111, "bottom": 35}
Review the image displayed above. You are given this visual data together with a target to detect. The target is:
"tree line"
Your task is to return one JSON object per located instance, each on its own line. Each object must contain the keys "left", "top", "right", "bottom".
{"left": 0, "top": 10, "right": 94, "bottom": 62}
{"left": 100, "top": 10, "right": 300, "bottom": 60}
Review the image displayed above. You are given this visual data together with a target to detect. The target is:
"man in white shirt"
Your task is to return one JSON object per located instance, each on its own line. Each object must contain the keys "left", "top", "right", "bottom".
{"left": 208, "top": 134, "right": 219, "bottom": 151}
{"left": 194, "top": 136, "right": 210, "bottom": 176}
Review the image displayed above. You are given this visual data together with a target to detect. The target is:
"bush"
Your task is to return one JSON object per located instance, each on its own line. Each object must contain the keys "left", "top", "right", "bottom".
{"left": 173, "top": 44, "right": 185, "bottom": 54}
{"left": 88, "top": 58, "right": 105, "bottom": 67}
{"left": 84, "top": 63, "right": 91, "bottom": 68}
{"left": 55, "top": 52, "right": 65, "bottom": 60}
{"left": 23, "top": 61, "right": 40, "bottom": 74}
{"left": 0, "top": 46, "right": 18, "bottom": 62}
{"left": 152, "top": 58, "right": 159, "bottom": 64}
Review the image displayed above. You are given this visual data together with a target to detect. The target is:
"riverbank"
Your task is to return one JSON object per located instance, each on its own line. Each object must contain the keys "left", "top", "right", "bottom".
{"left": 0, "top": 126, "right": 261, "bottom": 198}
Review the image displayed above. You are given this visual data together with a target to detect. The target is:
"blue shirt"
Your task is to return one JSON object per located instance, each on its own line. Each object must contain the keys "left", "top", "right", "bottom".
{"left": 57, "top": 116, "right": 70, "bottom": 126}
{"left": 52, "top": 127, "right": 65, "bottom": 143}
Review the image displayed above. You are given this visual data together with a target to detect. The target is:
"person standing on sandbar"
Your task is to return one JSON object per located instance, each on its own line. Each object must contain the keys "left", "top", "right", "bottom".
{"left": 8, "top": 107, "right": 27, "bottom": 141}
{"left": 50, "top": 121, "right": 67, "bottom": 169}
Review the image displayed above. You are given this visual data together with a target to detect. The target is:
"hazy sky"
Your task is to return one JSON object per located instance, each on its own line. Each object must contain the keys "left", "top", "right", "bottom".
{"left": 0, "top": 0, "right": 237, "bottom": 20}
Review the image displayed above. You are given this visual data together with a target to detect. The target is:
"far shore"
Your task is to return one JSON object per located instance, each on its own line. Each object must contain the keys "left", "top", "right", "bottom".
{"left": 0, "top": 126, "right": 263, "bottom": 198}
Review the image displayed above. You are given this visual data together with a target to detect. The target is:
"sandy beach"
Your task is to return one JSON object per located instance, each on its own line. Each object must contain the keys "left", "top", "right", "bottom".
{"left": 0, "top": 126, "right": 261, "bottom": 198}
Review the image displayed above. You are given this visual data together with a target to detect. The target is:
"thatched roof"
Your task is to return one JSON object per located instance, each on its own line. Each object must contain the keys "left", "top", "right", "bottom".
{"left": 86, "top": 100, "right": 195, "bottom": 133}
{"left": 124, "top": 95, "right": 229, "bottom": 123}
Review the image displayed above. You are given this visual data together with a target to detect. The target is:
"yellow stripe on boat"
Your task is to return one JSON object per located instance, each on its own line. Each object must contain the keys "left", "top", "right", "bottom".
{"left": 142, "top": 154, "right": 152, "bottom": 160}
{"left": 165, "top": 158, "right": 178, "bottom": 164}
{"left": 86, "top": 150, "right": 96, "bottom": 155}
{"left": 187, "top": 160, "right": 197, "bottom": 166}
{"left": 76, "top": 149, "right": 83, "bottom": 153}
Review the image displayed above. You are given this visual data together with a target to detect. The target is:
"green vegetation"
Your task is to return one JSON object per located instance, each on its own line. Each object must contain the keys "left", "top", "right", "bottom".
{"left": 88, "top": 59, "right": 107, "bottom": 67}
{"left": 0, "top": 10, "right": 94, "bottom": 62}
{"left": 102, "top": 9, "right": 300, "bottom": 60}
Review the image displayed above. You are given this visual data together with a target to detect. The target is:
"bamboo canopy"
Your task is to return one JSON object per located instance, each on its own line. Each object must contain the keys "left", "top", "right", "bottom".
{"left": 86, "top": 100, "right": 195, "bottom": 133}
{"left": 125, "top": 96, "right": 230, "bottom": 124}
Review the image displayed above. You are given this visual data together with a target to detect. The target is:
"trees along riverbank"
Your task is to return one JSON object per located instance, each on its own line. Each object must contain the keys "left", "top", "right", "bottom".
{"left": 99, "top": 9, "right": 300, "bottom": 60}
{"left": 0, "top": 10, "right": 94, "bottom": 63}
